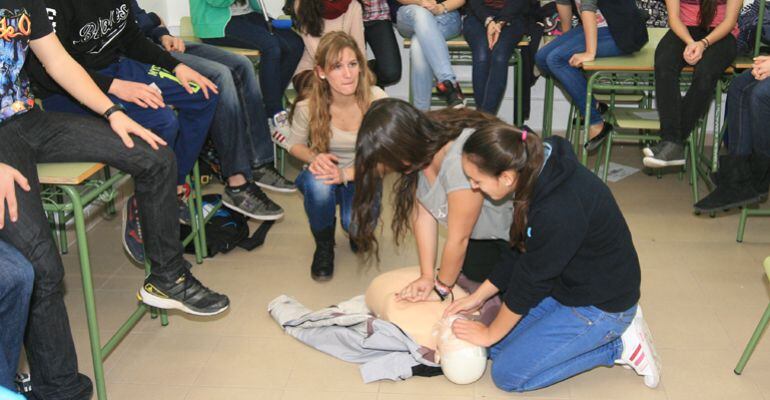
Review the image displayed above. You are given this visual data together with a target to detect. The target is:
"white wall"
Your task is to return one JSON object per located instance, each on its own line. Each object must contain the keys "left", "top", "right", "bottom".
{"left": 133, "top": 1, "right": 721, "bottom": 134}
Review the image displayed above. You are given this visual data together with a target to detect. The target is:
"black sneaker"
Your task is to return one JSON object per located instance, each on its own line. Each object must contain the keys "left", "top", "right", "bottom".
{"left": 252, "top": 163, "right": 296, "bottom": 193}
{"left": 15, "top": 372, "right": 32, "bottom": 394}
{"left": 139, "top": 270, "right": 229, "bottom": 316}
{"left": 642, "top": 140, "right": 686, "bottom": 168}
{"left": 223, "top": 182, "right": 284, "bottom": 220}
{"left": 178, "top": 197, "right": 192, "bottom": 226}
{"left": 122, "top": 195, "right": 145, "bottom": 264}
{"left": 436, "top": 80, "right": 465, "bottom": 108}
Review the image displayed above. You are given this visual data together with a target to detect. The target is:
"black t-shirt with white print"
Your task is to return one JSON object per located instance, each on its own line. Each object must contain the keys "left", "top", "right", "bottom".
{"left": 0, "top": 0, "right": 52, "bottom": 124}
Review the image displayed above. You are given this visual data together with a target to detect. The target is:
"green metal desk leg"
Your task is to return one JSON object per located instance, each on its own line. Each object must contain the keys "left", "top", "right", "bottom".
{"left": 582, "top": 74, "right": 597, "bottom": 166}
{"left": 515, "top": 49, "right": 524, "bottom": 126}
{"left": 102, "top": 167, "right": 117, "bottom": 216}
{"left": 59, "top": 185, "right": 108, "bottom": 400}
{"left": 192, "top": 163, "right": 207, "bottom": 261}
{"left": 542, "top": 76, "right": 554, "bottom": 137}
{"left": 56, "top": 190, "right": 68, "bottom": 254}
{"left": 734, "top": 302, "right": 770, "bottom": 374}
{"left": 737, "top": 207, "right": 749, "bottom": 242}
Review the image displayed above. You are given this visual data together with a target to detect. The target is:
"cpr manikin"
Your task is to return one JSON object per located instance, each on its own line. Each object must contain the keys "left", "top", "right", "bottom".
{"left": 365, "top": 267, "right": 488, "bottom": 384}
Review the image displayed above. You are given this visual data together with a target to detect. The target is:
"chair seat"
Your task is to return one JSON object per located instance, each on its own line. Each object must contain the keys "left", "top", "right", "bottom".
{"left": 179, "top": 17, "right": 261, "bottom": 58}
{"left": 37, "top": 162, "right": 105, "bottom": 185}
{"left": 403, "top": 35, "right": 530, "bottom": 49}
{"left": 612, "top": 108, "right": 660, "bottom": 131}
{"left": 594, "top": 93, "right": 645, "bottom": 103}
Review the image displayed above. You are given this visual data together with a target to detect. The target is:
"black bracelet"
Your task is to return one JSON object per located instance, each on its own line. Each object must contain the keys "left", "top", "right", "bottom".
{"left": 102, "top": 103, "right": 127, "bottom": 120}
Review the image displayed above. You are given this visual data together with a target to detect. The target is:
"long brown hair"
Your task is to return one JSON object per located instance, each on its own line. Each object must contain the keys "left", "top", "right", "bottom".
{"left": 462, "top": 124, "right": 545, "bottom": 252}
{"left": 698, "top": 0, "right": 718, "bottom": 28}
{"left": 289, "top": 31, "right": 375, "bottom": 154}
{"left": 351, "top": 99, "right": 502, "bottom": 257}
{"left": 293, "top": 0, "right": 324, "bottom": 36}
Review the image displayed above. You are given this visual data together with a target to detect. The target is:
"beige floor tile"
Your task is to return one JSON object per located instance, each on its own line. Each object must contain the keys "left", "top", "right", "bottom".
{"left": 285, "top": 358, "right": 378, "bottom": 393}
{"left": 659, "top": 348, "right": 764, "bottom": 400}
{"left": 105, "top": 383, "right": 189, "bottom": 400}
{"left": 692, "top": 268, "right": 770, "bottom": 309}
{"left": 108, "top": 333, "right": 220, "bottom": 385}
{"left": 63, "top": 288, "right": 147, "bottom": 333}
{"left": 473, "top": 364, "right": 571, "bottom": 399}
{"left": 378, "top": 394, "right": 473, "bottom": 400}
{"left": 282, "top": 389, "right": 378, "bottom": 400}
{"left": 185, "top": 387, "right": 283, "bottom": 400}
{"left": 567, "top": 366, "right": 667, "bottom": 400}
{"left": 193, "top": 336, "right": 295, "bottom": 389}
{"left": 644, "top": 303, "right": 732, "bottom": 350}
{"left": 378, "top": 376, "right": 475, "bottom": 397}
{"left": 712, "top": 303, "right": 770, "bottom": 355}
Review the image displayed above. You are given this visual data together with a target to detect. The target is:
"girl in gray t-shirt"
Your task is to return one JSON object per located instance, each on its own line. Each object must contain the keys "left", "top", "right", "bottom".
{"left": 352, "top": 99, "right": 513, "bottom": 302}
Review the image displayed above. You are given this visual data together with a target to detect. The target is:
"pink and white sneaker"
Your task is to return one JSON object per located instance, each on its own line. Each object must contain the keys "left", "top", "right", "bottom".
{"left": 616, "top": 306, "right": 662, "bottom": 388}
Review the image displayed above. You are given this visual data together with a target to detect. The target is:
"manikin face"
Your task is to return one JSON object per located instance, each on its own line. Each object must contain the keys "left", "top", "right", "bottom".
{"left": 318, "top": 47, "right": 360, "bottom": 97}
{"left": 461, "top": 155, "right": 517, "bottom": 201}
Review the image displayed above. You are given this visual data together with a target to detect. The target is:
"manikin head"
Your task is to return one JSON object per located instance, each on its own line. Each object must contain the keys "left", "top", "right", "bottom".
{"left": 433, "top": 315, "right": 487, "bottom": 384}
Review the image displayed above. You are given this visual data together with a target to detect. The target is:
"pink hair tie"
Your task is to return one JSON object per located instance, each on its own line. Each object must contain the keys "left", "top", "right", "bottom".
{"left": 521, "top": 129, "right": 528, "bottom": 142}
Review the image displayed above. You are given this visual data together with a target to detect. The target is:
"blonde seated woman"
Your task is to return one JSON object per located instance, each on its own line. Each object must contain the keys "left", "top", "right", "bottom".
{"left": 287, "top": 31, "right": 387, "bottom": 281}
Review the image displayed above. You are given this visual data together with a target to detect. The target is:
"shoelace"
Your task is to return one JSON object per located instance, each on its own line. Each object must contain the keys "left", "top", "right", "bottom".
{"left": 246, "top": 182, "right": 273, "bottom": 203}
{"left": 178, "top": 271, "right": 216, "bottom": 302}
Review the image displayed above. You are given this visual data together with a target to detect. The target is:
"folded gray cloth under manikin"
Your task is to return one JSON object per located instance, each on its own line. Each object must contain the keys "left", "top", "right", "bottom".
{"left": 268, "top": 295, "right": 439, "bottom": 383}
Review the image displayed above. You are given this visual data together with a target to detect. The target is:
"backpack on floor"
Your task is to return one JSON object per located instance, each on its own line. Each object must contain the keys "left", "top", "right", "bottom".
{"left": 180, "top": 194, "right": 274, "bottom": 257}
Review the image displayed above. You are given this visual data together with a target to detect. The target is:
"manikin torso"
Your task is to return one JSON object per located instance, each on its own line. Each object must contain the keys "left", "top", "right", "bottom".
{"left": 365, "top": 267, "right": 487, "bottom": 384}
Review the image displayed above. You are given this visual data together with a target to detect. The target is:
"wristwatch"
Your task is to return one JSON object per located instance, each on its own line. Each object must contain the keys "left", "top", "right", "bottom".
{"left": 102, "top": 103, "right": 127, "bottom": 120}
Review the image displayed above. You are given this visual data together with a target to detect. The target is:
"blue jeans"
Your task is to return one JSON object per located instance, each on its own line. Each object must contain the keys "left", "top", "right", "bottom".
{"left": 490, "top": 297, "right": 635, "bottom": 392}
{"left": 397, "top": 5, "right": 462, "bottom": 110}
{"left": 295, "top": 169, "right": 356, "bottom": 232}
{"left": 0, "top": 240, "right": 33, "bottom": 391}
{"left": 202, "top": 12, "right": 304, "bottom": 116}
{"left": 463, "top": 14, "right": 525, "bottom": 114}
{"left": 42, "top": 58, "right": 218, "bottom": 184}
{"left": 174, "top": 42, "right": 274, "bottom": 172}
{"left": 725, "top": 70, "right": 770, "bottom": 157}
{"left": 535, "top": 26, "right": 624, "bottom": 125}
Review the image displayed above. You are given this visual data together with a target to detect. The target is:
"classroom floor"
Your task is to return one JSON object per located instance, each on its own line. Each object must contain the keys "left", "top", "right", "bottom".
{"left": 50, "top": 143, "right": 770, "bottom": 400}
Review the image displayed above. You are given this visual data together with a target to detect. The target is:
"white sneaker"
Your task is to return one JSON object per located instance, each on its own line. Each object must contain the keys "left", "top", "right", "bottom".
{"left": 616, "top": 306, "right": 661, "bottom": 388}
{"left": 269, "top": 111, "right": 292, "bottom": 151}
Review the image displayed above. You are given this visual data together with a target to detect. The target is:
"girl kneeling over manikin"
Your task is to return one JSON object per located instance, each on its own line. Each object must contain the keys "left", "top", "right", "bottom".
{"left": 445, "top": 125, "right": 662, "bottom": 392}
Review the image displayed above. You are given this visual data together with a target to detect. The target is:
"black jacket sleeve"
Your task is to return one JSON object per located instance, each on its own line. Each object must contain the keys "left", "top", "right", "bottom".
{"left": 501, "top": 200, "right": 588, "bottom": 315}
{"left": 468, "top": 0, "right": 493, "bottom": 22}
{"left": 130, "top": 0, "right": 171, "bottom": 43}
{"left": 118, "top": 6, "right": 181, "bottom": 73}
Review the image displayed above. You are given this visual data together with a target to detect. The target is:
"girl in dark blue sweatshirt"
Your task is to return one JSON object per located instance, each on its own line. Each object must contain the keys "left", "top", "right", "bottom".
{"left": 444, "top": 125, "right": 661, "bottom": 392}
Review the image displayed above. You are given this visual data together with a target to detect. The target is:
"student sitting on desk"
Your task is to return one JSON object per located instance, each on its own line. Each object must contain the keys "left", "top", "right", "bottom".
{"left": 535, "top": 0, "right": 648, "bottom": 152}
{"left": 694, "top": 55, "right": 770, "bottom": 212}
{"left": 642, "top": 0, "right": 741, "bottom": 168}
{"left": 392, "top": 0, "right": 468, "bottom": 109}
{"left": 463, "top": 0, "right": 530, "bottom": 115}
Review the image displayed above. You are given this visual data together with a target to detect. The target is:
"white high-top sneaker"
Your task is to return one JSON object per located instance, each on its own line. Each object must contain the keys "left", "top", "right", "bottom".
{"left": 616, "top": 306, "right": 662, "bottom": 388}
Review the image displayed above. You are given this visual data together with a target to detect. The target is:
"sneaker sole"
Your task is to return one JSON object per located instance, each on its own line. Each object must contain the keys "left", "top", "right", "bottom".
{"left": 121, "top": 201, "right": 144, "bottom": 265}
{"left": 693, "top": 195, "right": 765, "bottom": 213}
{"left": 254, "top": 180, "right": 298, "bottom": 193}
{"left": 642, "top": 147, "right": 654, "bottom": 158}
{"left": 138, "top": 287, "right": 229, "bottom": 316}
{"left": 642, "top": 156, "right": 686, "bottom": 169}
{"left": 221, "top": 199, "right": 284, "bottom": 221}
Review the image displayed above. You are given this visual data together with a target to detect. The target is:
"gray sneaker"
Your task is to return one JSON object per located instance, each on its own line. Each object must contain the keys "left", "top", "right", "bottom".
{"left": 252, "top": 164, "right": 297, "bottom": 193}
{"left": 223, "top": 182, "right": 284, "bottom": 220}
{"left": 643, "top": 140, "right": 686, "bottom": 168}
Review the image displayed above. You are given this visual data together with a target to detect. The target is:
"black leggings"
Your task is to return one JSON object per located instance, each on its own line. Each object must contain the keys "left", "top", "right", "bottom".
{"left": 364, "top": 19, "right": 402, "bottom": 87}
{"left": 461, "top": 239, "right": 510, "bottom": 283}
{"left": 654, "top": 27, "right": 736, "bottom": 144}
